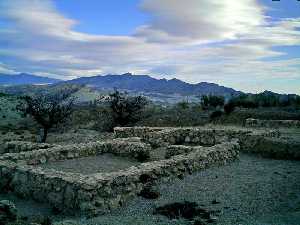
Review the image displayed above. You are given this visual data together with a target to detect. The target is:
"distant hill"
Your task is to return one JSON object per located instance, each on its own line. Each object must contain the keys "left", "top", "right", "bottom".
{"left": 0, "top": 72, "right": 242, "bottom": 103}
{"left": 0, "top": 73, "right": 61, "bottom": 85}
{"left": 66, "top": 73, "right": 241, "bottom": 97}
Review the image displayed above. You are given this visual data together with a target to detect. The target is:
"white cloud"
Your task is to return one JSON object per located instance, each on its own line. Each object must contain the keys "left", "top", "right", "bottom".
{"left": 0, "top": 62, "right": 18, "bottom": 74}
{"left": 0, "top": 0, "right": 299, "bottom": 94}
{"left": 136, "top": 0, "right": 266, "bottom": 43}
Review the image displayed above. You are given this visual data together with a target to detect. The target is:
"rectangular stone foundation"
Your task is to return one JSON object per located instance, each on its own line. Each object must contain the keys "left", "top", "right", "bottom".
{"left": 114, "top": 126, "right": 299, "bottom": 159}
{"left": 39, "top": 154, "right": 141, "bottom": 174}
{"left": 3, "top": 125, "right": 297, "bottom": 216}
{"left": 0, "top": 138, "right": 239, "bottom": 215}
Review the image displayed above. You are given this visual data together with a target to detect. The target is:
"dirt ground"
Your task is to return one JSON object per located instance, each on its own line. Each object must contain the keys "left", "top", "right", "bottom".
{"left": 39, "top": 153, "right": 141, "bottom": 174}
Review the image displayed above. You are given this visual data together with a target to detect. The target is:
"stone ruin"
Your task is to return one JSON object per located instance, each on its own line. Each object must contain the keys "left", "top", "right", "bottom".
{"left": 0, "top": 126, "right": 299, "bottom": 216}
{"left": 1, "top": 141, "right": 55, "bottom": 154}
{"left": 245, "top": 118, "right": 300, "bottom": 128}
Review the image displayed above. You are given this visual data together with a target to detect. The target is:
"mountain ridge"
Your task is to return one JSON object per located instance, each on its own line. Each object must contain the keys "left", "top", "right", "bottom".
{"left": 65, "top": 73, "right": 241, "bottom": 97}
{"left": 0, "top": 73, "right": 61, "bottom": 85}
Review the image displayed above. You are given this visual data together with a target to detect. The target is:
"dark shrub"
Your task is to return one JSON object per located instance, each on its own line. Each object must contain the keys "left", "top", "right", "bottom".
{"left": 100, "top": 90, "right": 148, "bottom": 128}
{"left": 200, "top": 95, "right": 225, "bottom": 109}
{"left": 138, "top": 185, "right": 160, "bottom": 199}
{"left": 153, "top": 201, "right": 212, "bottom": 221}
{"left": 210, "top": 110, "right": 223, "bottom": 120}
{"left": 224, "top": 102, "right": 235, "bottom": 115}
{"left": 136, "top": 151, "right": 150, "bottom": 162}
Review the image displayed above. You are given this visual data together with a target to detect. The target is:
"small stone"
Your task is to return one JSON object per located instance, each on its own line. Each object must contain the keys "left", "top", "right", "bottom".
{"left": 39, "top": 155, "right": 47, "bottom": 164}
{"left": 185, "top": 136, "right": 191, "bottom": 143}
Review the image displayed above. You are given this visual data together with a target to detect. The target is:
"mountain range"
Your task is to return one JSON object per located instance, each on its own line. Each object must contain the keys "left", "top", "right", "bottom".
{"left": 0, "top": 72, "right": 240, "bottom": 97}
{"left": 67, "top": 73, "right": 241, "bottom": 97}
{"left": 0, "top": 73, "right": 61, "bottom": 85}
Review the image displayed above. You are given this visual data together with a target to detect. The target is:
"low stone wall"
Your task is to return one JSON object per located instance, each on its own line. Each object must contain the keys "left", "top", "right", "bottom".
{"left": 114, "top": 127, "right": 166, "bottom": 138}
{"left": 0, "top": 140, "right": 239, "bottom": 215}
{"left": 239, "top": 134, "right": 300, "bottom": 160}
{"left": 139, "top": 127, "right": 299, "bottom": 160}
{"left": 1, "top": 141, "right": 55, "bottom": 154}
{"left": 142, "top": 128, "right": 250, "bottom": 147}
{"left": 165, "top": 145, "right": 205, "bottom": 159}
{"left": 245, "top": 118, "right": 300, "bottom": 128}
{"left": 114, "top": 126, "right": 298, "bottom": 160}
{"left": 0, "top": 140, "right": 151, "bottom": 165}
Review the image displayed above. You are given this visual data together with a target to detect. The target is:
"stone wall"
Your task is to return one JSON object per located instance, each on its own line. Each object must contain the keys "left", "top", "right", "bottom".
{"left": 114, "top": 127, "right": 166, "bottom": 138}
{"left": 165, "top": 145, "right": 205, "bottom": 159}
{"left": 1, "top": 141, "right": 55, "bottom": 154}
{"left": 115, "top": 126, "right": 299, "bottom": 160}
{"left": 245, "top": 118, "right": 300, "bottom": 128}
{"left": 0, "top": 140, "right": 151, "bottom": 165}
{"left": 142, "top": 128, "right": 250, "bottom": 147}
{"left": 0, "top": 140, "right": 239, "bottom": 215}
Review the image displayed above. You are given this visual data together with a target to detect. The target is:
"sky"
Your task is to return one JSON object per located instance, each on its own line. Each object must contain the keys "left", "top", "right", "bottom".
{"left": 0, "top": 0, "right": 300, "bottom": 94}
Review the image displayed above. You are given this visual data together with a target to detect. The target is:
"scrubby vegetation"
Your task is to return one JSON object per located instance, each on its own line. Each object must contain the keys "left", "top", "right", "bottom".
{"left": 224, "top": 92, "right": 300, "bottom": 113}
{"left": 200, "top": 95, "right": 225, "bottom": 109}
{"left": 1, "top": 85, "right": 300, "bottom": 142}
{"left": 106, "top": 90, "right": 148, "bottom": 127}
{"left": 218, "top": 92, "right": 300, "bottom": 125}
{"left": 16, "top": 89, "right": 77, "bottom": 142}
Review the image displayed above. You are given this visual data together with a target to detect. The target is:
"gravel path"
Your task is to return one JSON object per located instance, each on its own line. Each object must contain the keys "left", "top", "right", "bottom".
{"left": 39, "top": 153, "right": 141, "bottom": 174}
{"left": 1, "top": 153, "right": 299, "bottom": 225}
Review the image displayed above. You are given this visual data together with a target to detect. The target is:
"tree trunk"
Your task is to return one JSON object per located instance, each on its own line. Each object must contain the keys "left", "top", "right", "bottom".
{"left": 41, "top": 127, "right": 48, "bottom": 143}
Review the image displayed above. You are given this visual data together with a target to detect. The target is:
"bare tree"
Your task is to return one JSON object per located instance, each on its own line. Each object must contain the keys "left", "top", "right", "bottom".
{"left": 17, "top": 90, "right": 76, "bottom": 142}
